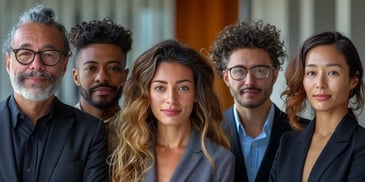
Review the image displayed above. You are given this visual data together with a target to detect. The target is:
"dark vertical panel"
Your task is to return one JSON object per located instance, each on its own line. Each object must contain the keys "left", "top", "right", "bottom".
{"left": 314, "top": 0, "right": 335, "bottom": 33}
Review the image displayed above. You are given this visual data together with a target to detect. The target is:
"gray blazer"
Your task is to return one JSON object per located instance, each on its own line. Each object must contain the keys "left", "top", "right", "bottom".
{"left": 144, "top": 129, "right": 235, "bottom": 182}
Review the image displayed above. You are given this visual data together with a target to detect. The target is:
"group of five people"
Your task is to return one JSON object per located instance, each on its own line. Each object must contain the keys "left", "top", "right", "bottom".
{"left": 1, "top": 4, "right": 364, "bottom": 182}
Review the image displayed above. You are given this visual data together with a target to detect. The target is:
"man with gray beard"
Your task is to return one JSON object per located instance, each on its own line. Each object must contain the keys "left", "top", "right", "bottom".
{"left": 210, "top": 20, "right": 307, "bottom": 182}
{"left": 0, "top": 4, "right": 108, "bottom": 181}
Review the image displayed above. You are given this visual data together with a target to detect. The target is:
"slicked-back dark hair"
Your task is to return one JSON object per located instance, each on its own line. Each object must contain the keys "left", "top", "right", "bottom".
{"left": 3, "top": 4, "right": 70, "bottom": 55}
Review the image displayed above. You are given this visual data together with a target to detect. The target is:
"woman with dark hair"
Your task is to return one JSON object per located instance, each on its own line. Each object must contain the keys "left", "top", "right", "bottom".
{"left": 109, "top": 39, "right": 235, "bottom": 181}
{"left": 270, "top": 31, "right": 365, "bottom": 182}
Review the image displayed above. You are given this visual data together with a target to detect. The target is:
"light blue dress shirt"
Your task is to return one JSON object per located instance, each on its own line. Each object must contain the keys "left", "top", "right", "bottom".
{"left": 233, "top": 104, "right": 274, "bottom": 182}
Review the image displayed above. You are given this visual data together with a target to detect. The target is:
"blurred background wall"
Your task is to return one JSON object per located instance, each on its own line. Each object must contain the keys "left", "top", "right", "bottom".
{"left": 1, "top": 0, "right": 364, "bottom": 125}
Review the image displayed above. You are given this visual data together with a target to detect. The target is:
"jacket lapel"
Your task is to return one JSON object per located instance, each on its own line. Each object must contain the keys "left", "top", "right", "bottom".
{"left": 256, "top": 106, "right": 292, "bottom": 181}
{"left": 309, "top": 114, "right": 356, "bottom": 181}
{"left": 37, "top": 100, "right": 75, "bottom": 181}
{"left": 169, "top": 130, "right": 203, "bottom": 181}
{"left": 0, "top": 97, "right": 19, "bottom": 181}
{"left": 144, "top": 158, "right": 157, "bottom": 182}
{"left": 289, "top": 120, "right": 315, "bottom": 180}
{"left": 223, "top": 107, "right": 249, "bottom": 181}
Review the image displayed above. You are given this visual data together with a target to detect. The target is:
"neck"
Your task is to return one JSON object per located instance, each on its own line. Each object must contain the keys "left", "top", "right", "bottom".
{"left": 315, "top": 107, "right": 348, "bottom": 135}
{"left": 14, "top": 93, "right": 54, "bottom": 125}
{"left": 79, "top": 100, "right": 120, "bottom": 120}
{"left": 235, "top": 99, "right": 272, "bottom": 137}
{"left": 156, "top": 123, "right": 192, "bottom": 148}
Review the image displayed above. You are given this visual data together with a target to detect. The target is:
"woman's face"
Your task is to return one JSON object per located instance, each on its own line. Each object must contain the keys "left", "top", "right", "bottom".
{"left": 149, "top": 61, "right": 196, "bottom": 127}
{"left": 303, "top": 45, "right": 358, "bottom": 113}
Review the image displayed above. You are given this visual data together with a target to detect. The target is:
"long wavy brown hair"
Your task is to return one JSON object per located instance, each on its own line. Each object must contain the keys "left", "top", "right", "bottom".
{"left": 108, "top": 39, "right": 230, "bottom": 181}
{"left": 282, "top": 31, "right": 365, "bottom": 130}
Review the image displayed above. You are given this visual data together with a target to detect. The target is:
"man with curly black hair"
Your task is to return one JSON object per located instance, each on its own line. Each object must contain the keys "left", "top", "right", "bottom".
{"left": 211, "top": 20, "right": 293, "bottom": 182}
{"left": 69, "top": 18, "right": 132, "bottom": 123}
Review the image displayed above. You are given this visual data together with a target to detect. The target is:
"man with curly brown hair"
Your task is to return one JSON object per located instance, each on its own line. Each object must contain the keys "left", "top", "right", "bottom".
{"left": 69, "top": 18, "right": 132, "bottom": 123}
{"left": 211, "top": 20, "right": 295, "bottom": 182}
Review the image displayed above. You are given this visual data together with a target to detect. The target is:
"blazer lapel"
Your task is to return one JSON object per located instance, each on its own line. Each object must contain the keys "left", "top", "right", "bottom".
{"left": 223, "top": 107, "right": 248, "bottom": 181}
{"left": 144, "top": 158, "right": 157, "bottom": 182}
{"left": 309, "top": 114, "right": 356, "bottom": 181}
{"left": 37, "top": 100, "right": 75, "bottom": 181}
{"left": 170, "top": 130, "right": 203, "bottom": 181}
{"left": 256, "top": 106, "right": 291, "bottom": 181}
{"left": 286, "top": 120, "right": 315, "bottom": 181}
{"left": 0, "top": 99, "right": 19, "bottom": 181}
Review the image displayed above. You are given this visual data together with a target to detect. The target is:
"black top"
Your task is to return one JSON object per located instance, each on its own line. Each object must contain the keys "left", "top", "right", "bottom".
{"left": 9, "top": 95, "right": 55, "bottom": 182}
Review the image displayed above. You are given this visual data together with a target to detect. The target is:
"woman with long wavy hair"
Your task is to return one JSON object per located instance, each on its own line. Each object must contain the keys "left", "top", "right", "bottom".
{"left": 108, "top": 39, "right": 235, "bottom": 182}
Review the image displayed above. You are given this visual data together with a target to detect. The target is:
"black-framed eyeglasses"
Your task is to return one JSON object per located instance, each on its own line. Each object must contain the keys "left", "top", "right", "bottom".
{"left": 11, "top": 48, "right": 68, "bottom": 66}
{"left": 225, "top": 65, "right": 275, "bottom": 80}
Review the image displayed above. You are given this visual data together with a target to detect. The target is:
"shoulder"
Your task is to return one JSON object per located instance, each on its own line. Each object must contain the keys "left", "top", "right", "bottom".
{"left": 278, "top": 130, "right": 300, "bottom": 147}
{"left": 54, "top": 99, "right": 104, "bottom": 128}
{"left": 0, "top": 96, "right": 11, "bottom": 110}
{"left": 223, "top": 106, "right": 234, "bottom": 122}
{"left": 353, "top": 125, "right": 365, "bottom": 148}
{"left": 222, "top": 106, "right": 236, "bottom": 133}
{"left": 204, "top": 137, "right": 234, "bottom": 161}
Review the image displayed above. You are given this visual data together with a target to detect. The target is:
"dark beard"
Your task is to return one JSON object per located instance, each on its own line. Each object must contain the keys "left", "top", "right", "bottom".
{"left": 80, "top": 83, "right": 122, "bottom": 109}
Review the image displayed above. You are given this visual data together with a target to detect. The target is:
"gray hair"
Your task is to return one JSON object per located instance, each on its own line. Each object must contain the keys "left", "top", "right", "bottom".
{"left": 3, "top": 4, "right": 70, "bottom": 55}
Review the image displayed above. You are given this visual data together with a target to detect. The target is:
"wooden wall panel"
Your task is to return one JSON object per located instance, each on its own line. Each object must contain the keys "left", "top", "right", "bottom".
{"left": 175, "top": 0, "right": 238, "bottom": 110}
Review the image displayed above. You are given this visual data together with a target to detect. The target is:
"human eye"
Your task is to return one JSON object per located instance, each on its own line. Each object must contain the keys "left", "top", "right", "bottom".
{"left": 108, "top": 65, "right": 123, "bottom": 72}
{"left": 154, "top": 85, "right": 165, "bottom": 91}
{"left": 305, "top": 70, "right": 316, "bottom": 76}
{"left": 232, "top": 67, "right": 246, "bottom": 76}
{"left": 178, "top": 85, "right": 190, "bottom": 91}
{"left": 254, "top": 66, "right": 268, "bottom": 74}
{"left": 16, "top": 49, "right": 33, "bottom": 58}
{"left": 328, "top": 70, "right": 339, "bottom": 76}
{"left": 42, "top": 50, "right": 59, "bottom": 59}
{"left": 84, "top": 65, "right": 97, "bottom": 72}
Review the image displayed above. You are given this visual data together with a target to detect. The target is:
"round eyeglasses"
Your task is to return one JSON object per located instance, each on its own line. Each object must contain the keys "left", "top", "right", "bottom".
{"left": 225, "top": 65, "right": 275, "bottom": 80}
{"left": 11, "top": 48, "right": 68, "bottom": 66}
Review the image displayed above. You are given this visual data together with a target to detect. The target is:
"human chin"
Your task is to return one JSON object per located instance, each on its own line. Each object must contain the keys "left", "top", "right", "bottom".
{"left": 80, "top": 87, "right": 117, "bottom": 109}
{"left": 10, "top": 72, "right": 59, "bottom": 101}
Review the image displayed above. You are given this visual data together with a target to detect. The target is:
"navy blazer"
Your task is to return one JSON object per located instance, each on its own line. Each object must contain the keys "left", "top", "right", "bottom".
{"left": 270, "top": 112, "right": 365, "bottom": 182}
{"left": 0, "top": 96, "right": 108, "bottom": 182}
{"left": 144, "top": 129, "right": 235, "bottom": 182}
{"left": 223, "top": 105, "right": 292, "bottom": 182}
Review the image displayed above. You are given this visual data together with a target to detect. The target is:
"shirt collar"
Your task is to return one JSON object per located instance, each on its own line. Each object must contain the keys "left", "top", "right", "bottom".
{"left": 233, "top": 103, "right": 275, "bottom": 136}
{"left": 8, "top": 94, "right": 56, "bottom": 128}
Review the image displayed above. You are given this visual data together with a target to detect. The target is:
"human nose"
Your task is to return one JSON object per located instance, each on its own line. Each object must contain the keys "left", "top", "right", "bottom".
{"left": 315, "top": 72, "right": 327, "bottom": 89}
{"left": 29, "top": 53, "right": 45, "bottom": 71}
{"left": 244, "top": 70, "right": 255, "bottom": 85}
{"left": 95, "top": 68, "right": 109, "bottom": 83}
{"left": 166, "top": 88, "right": 178, "bottom": 105}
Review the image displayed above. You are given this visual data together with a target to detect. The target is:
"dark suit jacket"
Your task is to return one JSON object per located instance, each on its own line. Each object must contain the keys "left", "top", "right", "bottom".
{"left": 270, "top": 112, "right": 365, "bottom": 182}
{"left": 223, "top": 104, "right": 292, "bottom": 182}
{"left": 0, "top": 96, "right": 108, "bottom": 182}
{"left": 144, "top": 129, "right": 235, "bottom": 182}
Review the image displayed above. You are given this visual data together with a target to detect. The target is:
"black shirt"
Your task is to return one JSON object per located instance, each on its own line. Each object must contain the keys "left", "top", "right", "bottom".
{"left": 9, "top": 95, "right": 55, "bottom": 182}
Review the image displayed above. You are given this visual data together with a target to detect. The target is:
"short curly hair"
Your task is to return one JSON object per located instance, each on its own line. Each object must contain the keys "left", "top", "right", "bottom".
{"left": 211, "top": 20, "right": 286, "bottom": 78}
{"left": 69, "top": 18, "right": 132, "bottom": 56}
